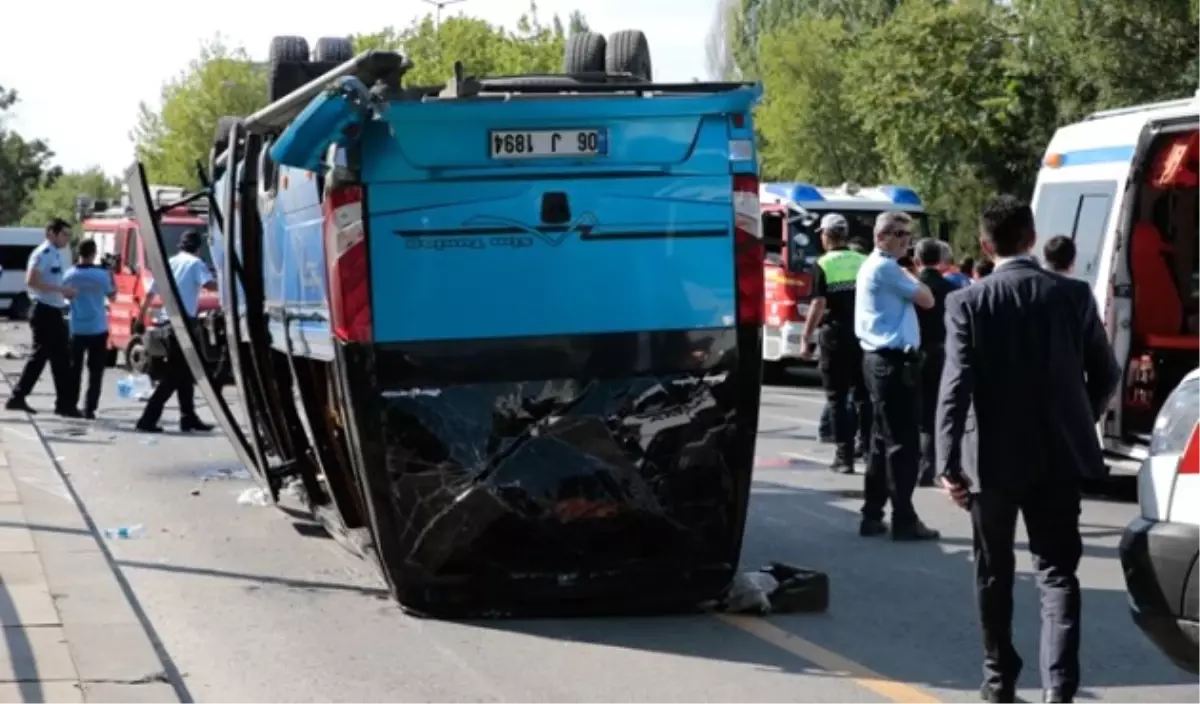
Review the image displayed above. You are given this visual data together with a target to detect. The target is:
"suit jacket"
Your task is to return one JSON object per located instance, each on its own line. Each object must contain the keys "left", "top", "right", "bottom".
{"left": 936, "top": 258, "right": 1121, "bottom": 492}
{"left": 917, "top": 267, "right": 956, "bottom": 356}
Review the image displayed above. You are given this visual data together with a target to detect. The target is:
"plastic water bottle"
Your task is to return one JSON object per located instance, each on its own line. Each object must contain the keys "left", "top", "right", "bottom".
{"left": 116, "top": 376, "right": 133, "bottom": 399}
{"left": 103, "top": 524, "right": 145, "bottom": 540}
{"left": 130, "top": 374, "right": 153, "bottom": 401}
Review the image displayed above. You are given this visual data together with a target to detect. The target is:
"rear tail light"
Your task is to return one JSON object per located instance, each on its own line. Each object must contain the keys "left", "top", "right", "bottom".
{"left": 1179, "top": 424, "right": 1198, "bottom": 474}
{"left": 322, "top": 184, "right": 371, "bottom": 343}
{"left": 733, "top": 174, "right": 764, "bottom": 326}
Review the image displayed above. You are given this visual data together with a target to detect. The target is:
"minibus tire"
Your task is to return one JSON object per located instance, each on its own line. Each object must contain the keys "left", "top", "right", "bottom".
{"left": 563, "top": 31, "right": 606, "bottom": 74}
{"left": 125, "top": 337, "right": 147, "bottom": 374}
{"left": 605, "top": 30, "right": 652, "bottom": 81}
{"left": 314, "top": 36, "right": 354, "bottom": 63}
{"left": 269, "top": 36, "right": 310, "bottom": 64}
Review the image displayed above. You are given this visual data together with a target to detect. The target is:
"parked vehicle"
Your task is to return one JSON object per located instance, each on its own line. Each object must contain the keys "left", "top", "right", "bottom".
{"left": 1119, "top": 369, "right": 1199, "bottom": 674}
{"left": 0, "top": 227, "right": 51, "bottom": 319}
{"left": 1032, "top": 96, "right": 1199, "bottom": 473}
{"left": 125, "top": 32, "right": 766, "bottom": 616}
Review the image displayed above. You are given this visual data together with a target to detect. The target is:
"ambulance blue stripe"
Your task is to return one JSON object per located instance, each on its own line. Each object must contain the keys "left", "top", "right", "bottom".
{"left": 1056, "top": 145, "right": 1137, "bottom": 167}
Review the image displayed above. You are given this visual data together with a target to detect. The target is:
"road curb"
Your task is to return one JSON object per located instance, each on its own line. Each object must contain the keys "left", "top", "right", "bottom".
{"left": 0, "top": 368, "right": 190, "bottom": 703}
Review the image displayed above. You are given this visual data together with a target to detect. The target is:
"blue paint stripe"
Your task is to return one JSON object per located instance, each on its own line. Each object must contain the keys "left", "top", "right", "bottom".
{"left": 1057, "top": 145, "right": 1136, "bottom": 167}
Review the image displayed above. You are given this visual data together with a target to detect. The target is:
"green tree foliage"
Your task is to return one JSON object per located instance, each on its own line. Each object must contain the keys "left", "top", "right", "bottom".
{"left": 719, "top": 0, "right": 900, "bottom": 79}
{"left": 735, "top": 0, "right": 1198, "bottom": 252}
{"left": 845, "top": 0, "right": 1024, "bottom": 249}
{"left": 131, "top": 38, "right": 268, "bottom": 188}
{"left": 352, "top": 2, "right": 580, "bottom": 85}
{"left": 0, "top": 86, "right": 59, "bottom": 226}
{"left": 1016, "top": 0, "right": 1200, "bottom": 124}
{"left": 755, "top": 15, "right": 881, "bottom": 185}
{"left": 19, "top": 168, "right": 121, "bottom": 235}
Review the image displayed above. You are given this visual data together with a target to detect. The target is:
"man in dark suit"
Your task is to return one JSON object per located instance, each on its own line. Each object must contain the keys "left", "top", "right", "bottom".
{"left": 914, "top": 238, "right": 956, "bottom": 486}
{"left": 937, "top": 195, "right": 1121, "bottom": 704}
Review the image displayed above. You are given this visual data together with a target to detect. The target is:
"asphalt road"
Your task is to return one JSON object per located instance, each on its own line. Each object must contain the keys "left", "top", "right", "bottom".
{"left": 0, "top": 323, "right": 1195, "bottom": 703}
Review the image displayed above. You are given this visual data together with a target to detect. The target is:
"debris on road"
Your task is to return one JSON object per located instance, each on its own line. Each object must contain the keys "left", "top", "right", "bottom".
{"left": 190, "top": 488, "right": 201, "bottom": 496}
{"left": 716, "top": 563, "right": 830, "bottom": 615}
{"left": 201, "top": 467, "right": 252, "bottom": 482}
{"left": 103, "top": 524, "right": 146, "bottom": 540}
{"left": 721, "top": 571, "right": 777, "bottom": 614}
{"left": 0, "top": 343, "right": 29, "bottom": 359}
{"left": 237, "top": 487, "right": 271, "bottom": 507}
{"left": 116, "top": 374, "right": 153, "bottom": 400}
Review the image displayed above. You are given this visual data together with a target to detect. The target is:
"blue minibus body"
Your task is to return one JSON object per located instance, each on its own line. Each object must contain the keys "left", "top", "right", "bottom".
{"left": 128, "top": 51, "right": 766, "bottom": 616}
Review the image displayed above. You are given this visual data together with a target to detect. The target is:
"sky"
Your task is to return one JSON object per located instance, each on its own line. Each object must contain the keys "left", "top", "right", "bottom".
{"left": 0, "top": 0, "right": 719, "bottom": 178}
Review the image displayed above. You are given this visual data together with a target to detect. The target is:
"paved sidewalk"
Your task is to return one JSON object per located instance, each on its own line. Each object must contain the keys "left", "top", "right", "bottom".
{"left": 0, "top": 395, "right": 184, "bottom": 703}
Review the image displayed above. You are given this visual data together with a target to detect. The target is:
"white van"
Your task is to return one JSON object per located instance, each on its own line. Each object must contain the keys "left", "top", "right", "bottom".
{"left": 0, "top": 228, "right": 47, "bottom": 319}
{"left": 1031, "top": 95, "right": 1199, "bottom": 471}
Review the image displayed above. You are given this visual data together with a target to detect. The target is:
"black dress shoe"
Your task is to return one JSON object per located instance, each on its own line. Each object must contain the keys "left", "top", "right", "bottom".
{"left": 5, "top": 397, "right": 37, "bottom": 414}
{"left": 82, "top": 409, "right": 96, "bottom": 420}
{"left": 892, "top": 520, "right": 941, "bottom": 541}
{"left": 55, "top": 407, "right": 83, "bottom": 419}
{"left": 135, "top": 422, "right": 163, "bottom": 433}
{"left": 1043, "top": 690, "right": 1072, "bottom": 703}
{"left": 979, "top": 684, "right": 1015, "bottom": 703}
{"left": 180, "top": 417, "right": 214, "bottom": 432}
{"left": 829, "top": 457, "right": 855, "bottom": 474}
{"left": 859, "top": 519, "right": 888, "bottom": 537}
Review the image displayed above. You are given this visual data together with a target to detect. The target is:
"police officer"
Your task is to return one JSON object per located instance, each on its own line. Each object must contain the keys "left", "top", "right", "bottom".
{"left": 5, "top": 219, "right": 78, "bottom": 416}
{"left": 134, "top": 230, "right": 216, "bottom": 433}
{"left": 799, "top": 213, "right": 870, "bottom": 474}
{"left": 855, "top": 211, "right": 939, "bottom": 540}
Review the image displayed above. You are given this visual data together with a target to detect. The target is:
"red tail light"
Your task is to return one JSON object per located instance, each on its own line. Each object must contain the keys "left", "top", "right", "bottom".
{"left": 1180, "top": 423, "right": 1199, "bottom": 474}
{"left": 733, "top": 174, "right": 764, "bottom": 326}
{"left": 322, "top": 184, "right": 371, "bottom": 343}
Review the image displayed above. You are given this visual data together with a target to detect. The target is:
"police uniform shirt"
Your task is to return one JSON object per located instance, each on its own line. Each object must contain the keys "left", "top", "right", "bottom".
{"left": 27, "top": 241, "right": 67, "bottom": 309}
{"left": 146, "top": 251, "right": 214, "bottom": 319}
{"left": 811, "top": 247, "right": 867, "bottom": 339}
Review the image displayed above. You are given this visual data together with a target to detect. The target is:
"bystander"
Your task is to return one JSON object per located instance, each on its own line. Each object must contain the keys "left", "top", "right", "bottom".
{"left": 63, "top": 239, "right": 115, "bottom": 419}
{"left": 1042, "top": 234, "right": 1076, "bottom": 275}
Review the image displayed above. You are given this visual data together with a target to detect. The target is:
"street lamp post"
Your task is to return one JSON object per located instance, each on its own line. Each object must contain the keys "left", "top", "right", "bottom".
{"left": 421, "top": 0, "right": 468, "bottom": 28}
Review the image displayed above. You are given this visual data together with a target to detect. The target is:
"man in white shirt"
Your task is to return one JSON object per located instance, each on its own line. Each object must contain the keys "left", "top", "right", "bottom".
{"left": 134, "top": 230, "right": 217, "bottom": 433}
{"left": 6, "top": 219, "right": 78, "bottom": 416}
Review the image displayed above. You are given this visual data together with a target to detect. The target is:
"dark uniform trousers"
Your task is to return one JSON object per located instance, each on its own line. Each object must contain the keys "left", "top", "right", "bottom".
{"left": 918, "top": 346, "right": 945, "bottom": 482}
{"left": 972, "top": 478, "right": 1082, "bottom": 698}
{"left": 818, "top": 329, "right": 870, "bottom": 464}
{"left": 68, "top": 333, "right": 109, "bottom": 415}
{"left": 860, "top": 348, "right": 921, "bottom": 527}
{"left": 138, "top": 323, "right": 198, "bottom": 426}
{"left": 13, "top": 302, "right": 72, "bottom": 411}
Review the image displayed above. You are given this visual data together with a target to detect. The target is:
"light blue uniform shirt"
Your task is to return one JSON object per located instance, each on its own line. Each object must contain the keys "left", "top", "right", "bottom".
{"left": 855, "top": 248, "right": 921, "bottom": 352}
{"left": 63, "top": 265, "right": 114, "bottom": 336}
{"left": 27, "top": 241, "right": 68, "bottom": 309}
{"left": 147, "top": 251, "right": 214, "bottom": 318}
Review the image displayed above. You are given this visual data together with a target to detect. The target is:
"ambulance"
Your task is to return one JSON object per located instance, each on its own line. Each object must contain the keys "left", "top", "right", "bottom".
{"left": 757, "top": 182, "right": 933, "bottom": 375}
{"left": 1031, "top": 94, "right": 1199, "bottom": 471}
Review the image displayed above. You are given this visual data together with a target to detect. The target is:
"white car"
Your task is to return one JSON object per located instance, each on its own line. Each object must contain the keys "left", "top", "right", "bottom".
{"left": 1119, "top": 368, "right": 1199, "bottom": 673}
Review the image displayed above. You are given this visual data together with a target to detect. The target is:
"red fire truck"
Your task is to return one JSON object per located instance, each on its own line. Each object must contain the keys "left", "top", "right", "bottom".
{"left": 79, "top": 187, "right": 223, "bottom": 379}
{"left": 758, "top": 182, "right": 934, "bottom": 378}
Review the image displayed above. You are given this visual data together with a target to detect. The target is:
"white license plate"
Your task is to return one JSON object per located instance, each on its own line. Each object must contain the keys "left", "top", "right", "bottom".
{"left": 489, "top": 129, "right": 605, "bottom": 159}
